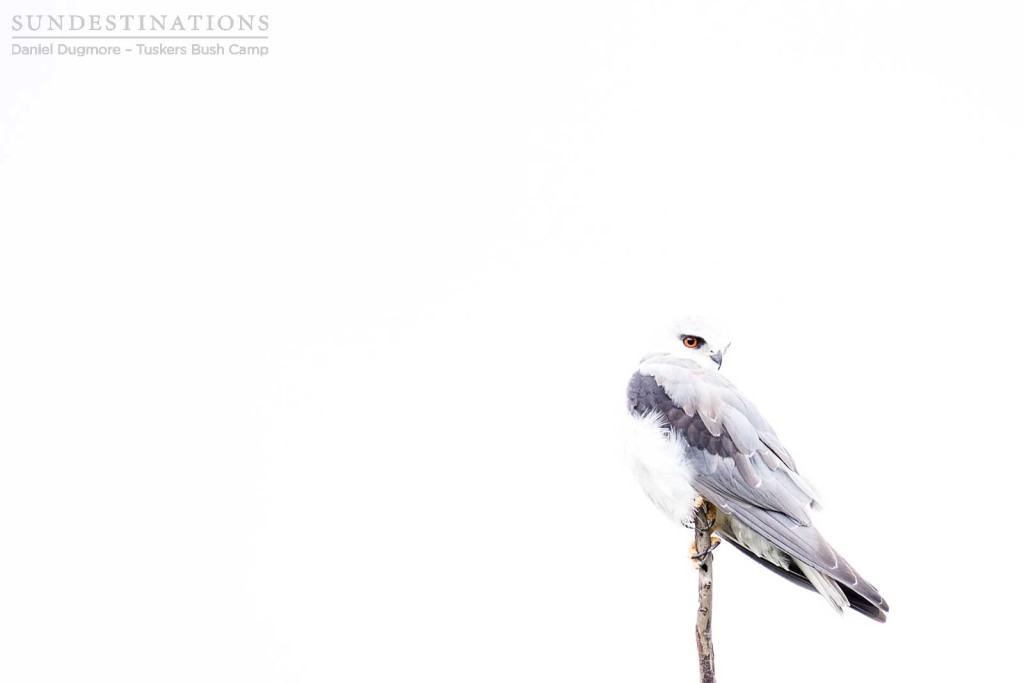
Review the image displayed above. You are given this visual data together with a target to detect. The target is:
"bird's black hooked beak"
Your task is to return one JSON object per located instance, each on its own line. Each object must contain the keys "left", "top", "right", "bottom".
{"left": 710, "top": 350, "right": 723, "bottom": 369}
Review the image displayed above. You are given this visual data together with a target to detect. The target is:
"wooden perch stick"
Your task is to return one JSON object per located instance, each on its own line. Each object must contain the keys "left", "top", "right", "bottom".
{"left": 693, "top": 499, "right": 717, "bottom": 683}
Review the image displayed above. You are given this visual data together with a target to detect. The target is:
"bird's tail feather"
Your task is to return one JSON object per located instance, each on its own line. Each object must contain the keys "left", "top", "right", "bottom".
{"left": 792, "top": 558, "right": 849, "bottom": 614}
{"left": 722, "top": 537, "right": 889, "bottom": 622}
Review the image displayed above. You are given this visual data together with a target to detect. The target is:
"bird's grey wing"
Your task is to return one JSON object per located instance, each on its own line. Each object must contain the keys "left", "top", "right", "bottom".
{"left": 628, "top": 357, "right": 818, "bottom": 523}
{"left": 627, "top": 358, "right": 888, "bottom": 615}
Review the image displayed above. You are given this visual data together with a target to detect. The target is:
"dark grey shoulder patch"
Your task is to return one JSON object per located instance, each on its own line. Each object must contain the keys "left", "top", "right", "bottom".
{"left": 626, "top": 371, "right": 666, "bottom": 417}
{"left": 626, "top": 371, "right": 737, "bottom": 458}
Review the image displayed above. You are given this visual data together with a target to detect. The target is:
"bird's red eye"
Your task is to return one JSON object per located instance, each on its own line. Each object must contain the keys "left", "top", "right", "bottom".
{"left": 683, "top": 336, "right": 699, "bottom": 348}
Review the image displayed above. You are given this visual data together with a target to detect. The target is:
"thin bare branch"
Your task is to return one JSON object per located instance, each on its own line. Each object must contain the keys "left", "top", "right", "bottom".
{"left": 694, "top": 500, "right": 716, "bottom": 683}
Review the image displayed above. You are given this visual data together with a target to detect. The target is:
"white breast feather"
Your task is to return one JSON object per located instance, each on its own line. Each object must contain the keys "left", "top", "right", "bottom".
{"left": 625, "top": 411, "right": 698, "bottom": 527}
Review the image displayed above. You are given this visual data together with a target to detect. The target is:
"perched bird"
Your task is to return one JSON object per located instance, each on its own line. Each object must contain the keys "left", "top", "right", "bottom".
{"left": 625, "top": 318, "right": 889, "bottom": 621}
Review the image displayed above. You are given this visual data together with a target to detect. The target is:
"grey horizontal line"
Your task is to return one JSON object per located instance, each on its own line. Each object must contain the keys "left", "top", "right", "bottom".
{"left": 11, "top": 35, "right": 269, "bottom": 40}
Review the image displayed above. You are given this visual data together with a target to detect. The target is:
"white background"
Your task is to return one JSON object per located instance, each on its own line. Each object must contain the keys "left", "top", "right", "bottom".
{"left": 2, "top": 2, "right": 1022, "bottom": 681}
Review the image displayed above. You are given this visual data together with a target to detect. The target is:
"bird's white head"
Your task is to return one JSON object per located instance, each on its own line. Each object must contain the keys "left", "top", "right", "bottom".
{"left": 648, "top": 316, "right": 732, "bottom": 370}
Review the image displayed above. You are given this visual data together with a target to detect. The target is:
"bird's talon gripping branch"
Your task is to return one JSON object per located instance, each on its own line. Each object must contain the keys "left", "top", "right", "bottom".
{"left": 696, "top": 516, "right": 716, "bottom": 532}
{"left": 693, "top": 496, "right": 716, "bottom": 532}
{"left": 691, "top": 537, "right": 721, "bottom": 564}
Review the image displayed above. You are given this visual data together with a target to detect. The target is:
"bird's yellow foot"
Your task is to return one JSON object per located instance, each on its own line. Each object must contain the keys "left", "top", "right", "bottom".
{"left": 690, "top": 536, "right": 721, "bottom": 567}
{"left": 693, "top": 497, "right": 717, "bottom": 532}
